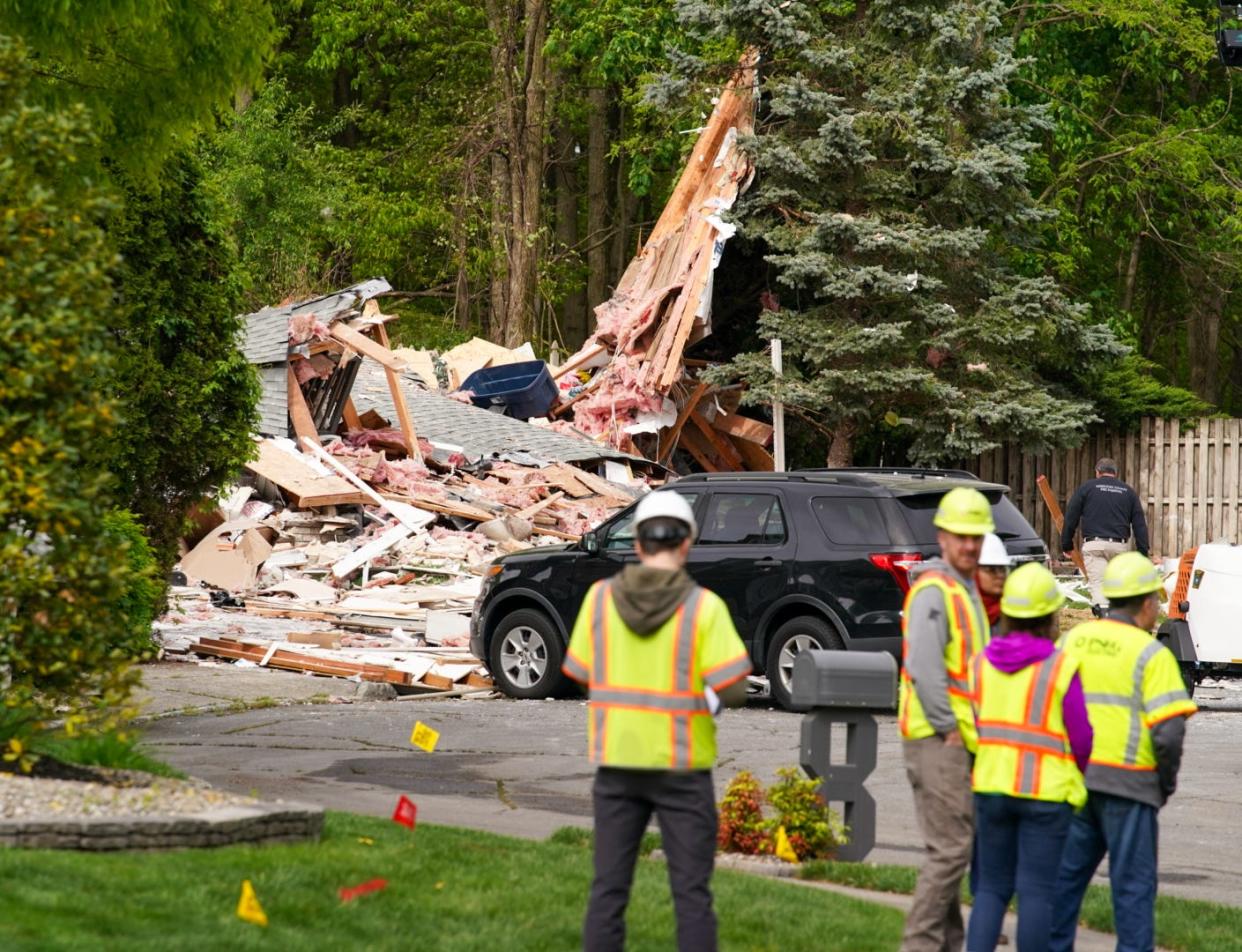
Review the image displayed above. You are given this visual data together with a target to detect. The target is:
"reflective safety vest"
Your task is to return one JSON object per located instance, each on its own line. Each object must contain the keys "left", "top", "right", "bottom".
{"left": 899, "top": 571, "right": 989, "bottom": 747}
{"left": 562, "top": 580, "right": 752, "bottom": 770}
{"left": 970, "top": 649, "right": 1087, "bottom": 808}
{"left": 1058, "top": 619, "right": 1197, "bottom": 777}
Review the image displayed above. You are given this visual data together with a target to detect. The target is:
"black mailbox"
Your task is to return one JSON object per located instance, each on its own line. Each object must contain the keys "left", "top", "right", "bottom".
{"left": 791, "top": 650, "right": 898, "bottom": 712}
{"left": 794, "top": 650, "right": 897, "bottom": 863}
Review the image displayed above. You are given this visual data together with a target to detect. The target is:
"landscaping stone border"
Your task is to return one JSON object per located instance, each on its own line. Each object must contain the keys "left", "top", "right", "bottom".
{"left": 650, "top": 849, "right": 801, "bottom": 878}
{"left": 0, "top": 801, "right": 324, "bottom": 851}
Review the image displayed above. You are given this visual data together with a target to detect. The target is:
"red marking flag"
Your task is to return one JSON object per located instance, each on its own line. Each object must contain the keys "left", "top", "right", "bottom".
{"left": 392, "top": 794, "right": 418, "bottom": 830}
{"left": 339, "top": 878, "right": 388, "bottom": 903}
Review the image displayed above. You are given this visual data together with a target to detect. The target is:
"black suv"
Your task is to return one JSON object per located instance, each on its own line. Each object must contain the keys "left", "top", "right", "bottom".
{"left": 470, "top": 469, "right": 1047, "bottom": 709}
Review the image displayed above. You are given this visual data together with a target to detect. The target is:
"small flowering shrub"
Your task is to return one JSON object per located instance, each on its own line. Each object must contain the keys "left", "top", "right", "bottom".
{"left": 717, "top": 766, "right": 848, "bottom": 861}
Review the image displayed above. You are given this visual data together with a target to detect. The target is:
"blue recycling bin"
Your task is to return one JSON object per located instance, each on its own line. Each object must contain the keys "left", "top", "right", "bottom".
{"left": 460, "top": 360, "right": 559, "bottom": 420}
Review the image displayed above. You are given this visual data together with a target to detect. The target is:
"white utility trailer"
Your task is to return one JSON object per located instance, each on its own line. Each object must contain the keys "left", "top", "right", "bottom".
{"left": 1158, "top": 542, "right": 1242, "bottom": 697}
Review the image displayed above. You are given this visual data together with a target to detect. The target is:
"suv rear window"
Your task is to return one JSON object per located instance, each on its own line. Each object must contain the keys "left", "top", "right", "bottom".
{"left": 699, "top": 493, "right": 787, "bottom": 545}
{"left": 897, "top": 492, "right": 1034, "bottom": 541}
{"left": 812, "top": 497, "right": 892, "bottom": 545}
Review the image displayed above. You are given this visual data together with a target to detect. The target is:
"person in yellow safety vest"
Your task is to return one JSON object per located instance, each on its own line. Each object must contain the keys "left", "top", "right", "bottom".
{"left": 1049, "top": 552, "right": 1198, "bottom": 952}
{"left": 561, "top": 490, "right": 752, "bottom": 952}
{"left": 966, "top": 562, "right": 1093, "bottom": 952}
{"left": 899, "top": 486, "right": 993, "bottom": 952}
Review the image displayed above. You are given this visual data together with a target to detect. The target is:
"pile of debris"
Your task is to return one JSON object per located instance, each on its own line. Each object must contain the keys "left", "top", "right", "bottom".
{"left": 550, "top": 51, "right": 777, "bottom": 472}
{"left": 158, "top": 283, "right": 650, "bottom": 694}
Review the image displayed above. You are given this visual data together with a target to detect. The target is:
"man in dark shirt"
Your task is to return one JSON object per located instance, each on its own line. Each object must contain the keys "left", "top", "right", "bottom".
{"left": 1061, "top": 457, "right": 1150, "bottom": 614}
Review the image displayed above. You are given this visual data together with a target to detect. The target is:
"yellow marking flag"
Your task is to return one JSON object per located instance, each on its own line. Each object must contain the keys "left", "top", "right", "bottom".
{"left": 774, "top": 826, "right": 799, "bottom": 864}
{"left": 410, "top": 721, "right": 440, "bottom": 752}
{"left": 236, "top": 879, "right": 268, "bottom": 927}
{"left": 357, "top": 836, "right": 374, "bottom": 846}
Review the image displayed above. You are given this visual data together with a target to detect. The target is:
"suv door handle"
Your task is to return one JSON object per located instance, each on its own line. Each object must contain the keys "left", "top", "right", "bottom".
{"left": 753, "top": 557, "right": 783, "bottom": 567}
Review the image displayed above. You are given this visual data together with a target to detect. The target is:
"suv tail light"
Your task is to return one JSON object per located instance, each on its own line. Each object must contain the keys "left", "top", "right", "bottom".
{"left": 869, "top": 552, "right": 925, "bottom": 594}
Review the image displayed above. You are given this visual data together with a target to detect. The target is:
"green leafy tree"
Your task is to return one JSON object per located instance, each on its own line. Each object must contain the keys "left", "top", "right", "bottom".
{"left": 0, "top": 37, "right": 139, "bottom": 754}
{"left": 1013, "top": 0, "right": 1242, "bottom": 414}
{"left": 666, "top": 0, "right": 1124, "bottom": 464}
{"left": 99, "top": 155, "right": 260, "bottom": 573}
{"left": 0, "top": 0, "right": 276, "bottom": 179}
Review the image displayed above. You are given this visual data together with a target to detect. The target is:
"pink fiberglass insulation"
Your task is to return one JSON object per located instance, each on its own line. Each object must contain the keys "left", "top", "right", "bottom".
{"left": 371, "top": 458, "right": 441, "bottom": 496}
{"left": 570, "top": 354, "right": 665, "bottom": 437}
{"left": 287, "top": 312, "right": 332, "bottom": 344}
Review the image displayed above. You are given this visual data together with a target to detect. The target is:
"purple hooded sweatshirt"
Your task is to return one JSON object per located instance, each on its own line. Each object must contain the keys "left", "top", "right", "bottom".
{"left": 982, "top": 632, "right": 1093, "bottom": 774}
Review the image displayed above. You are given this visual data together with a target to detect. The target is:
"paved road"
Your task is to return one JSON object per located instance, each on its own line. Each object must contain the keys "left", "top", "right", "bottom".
{"left": 141, "top": 664, "right": 1242, "bottom": 907}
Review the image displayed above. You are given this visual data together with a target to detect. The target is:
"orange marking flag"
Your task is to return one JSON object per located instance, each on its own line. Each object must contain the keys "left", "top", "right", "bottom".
{"left": 339, "top": 878, "right": 388, "bottom": 903}
{"left": 410, "top": 721, "right": 440, "bottom": 752}
{"left": 236, "top": 879, "right": 268, "bottom": 927}
{"left": 392, "top": 794, "right": 417, "bottom": 830}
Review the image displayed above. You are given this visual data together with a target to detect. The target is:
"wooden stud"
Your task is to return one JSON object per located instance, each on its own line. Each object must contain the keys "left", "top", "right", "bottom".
{"left": 329, "top": 321, "right": 409, "bottom": 373}
{"left": 342, "top": 397, "right": 363, "bottom": 431}
{"left": 287, "top": 365, "right": 321, "bottom": 447}
{"left": 372, "top": 323, "right": 420, "bottom": 457}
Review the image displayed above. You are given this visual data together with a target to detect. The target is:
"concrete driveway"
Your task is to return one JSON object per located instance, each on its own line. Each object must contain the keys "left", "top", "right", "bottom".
{"left": 139, "top": 663, "right": 1242, "bottom": 907}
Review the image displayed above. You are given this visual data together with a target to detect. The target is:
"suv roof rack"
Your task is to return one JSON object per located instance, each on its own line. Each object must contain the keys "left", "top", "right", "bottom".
{"left": 798, "top": 466, "right": 980, "bottom": 480}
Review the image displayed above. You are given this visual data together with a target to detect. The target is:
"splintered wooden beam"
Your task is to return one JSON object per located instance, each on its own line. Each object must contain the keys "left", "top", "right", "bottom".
{"left": 1037, "top": 474, "right": 1087, "bottom": 576}
{"left": 659, "top": 381, "right": 711, "bottom": 465}
{"left": 330, "top": 321, "right": 409, "bottom": 373}
{"left": 712, "top": 412, "right": 774, "bottom": 446}
{"left": 677, "top": 424, "right": 724, "bottom": 472}
{"left": 287, "top": 365, "right": 321, "bottom": 447}
{"left": 373, "top": 322, "right": 419, "bottom": 456}
{"left": 689, "top": 409, "right": 745, "bottom": 471}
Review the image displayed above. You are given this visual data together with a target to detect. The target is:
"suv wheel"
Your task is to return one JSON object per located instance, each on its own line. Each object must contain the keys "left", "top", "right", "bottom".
{"left": 765, "top": 616, "right": 844, "bottom": 711}
{"left": 489, "top": 609, "right": 567, "bottom": 699}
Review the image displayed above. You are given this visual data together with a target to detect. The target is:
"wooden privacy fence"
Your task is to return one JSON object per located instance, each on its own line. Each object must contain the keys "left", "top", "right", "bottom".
{"left": 971, "top": 417, "right": 1242, "bottom": 559}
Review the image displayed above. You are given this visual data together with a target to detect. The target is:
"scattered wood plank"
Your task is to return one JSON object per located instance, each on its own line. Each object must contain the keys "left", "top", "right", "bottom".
{"left": 515, "top": 491, "right": 566, "bottom": 520}
{"left": 244, "top": 439, "right": 370, "bottom": 508}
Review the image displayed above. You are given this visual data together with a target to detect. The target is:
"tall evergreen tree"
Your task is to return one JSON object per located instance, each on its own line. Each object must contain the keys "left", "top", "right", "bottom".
{"left": 668, "top": 0, "right": 1123, "bottom": 464}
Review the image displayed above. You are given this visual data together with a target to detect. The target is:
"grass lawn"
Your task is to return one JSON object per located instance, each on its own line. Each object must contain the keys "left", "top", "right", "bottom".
{"left": 0, "top": 812, "right": 903, "bottom": 951}
{"left": 799, "top": 860, "right": 1242, "bottom": 952}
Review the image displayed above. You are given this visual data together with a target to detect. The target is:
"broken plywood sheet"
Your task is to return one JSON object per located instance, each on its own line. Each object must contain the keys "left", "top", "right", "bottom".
{"left": 245, "top": 438, "right": 370, "bottom": 507}
{"left": 441, "top": 336, "right": 532, "bottom": 387}
{"left": 181, "top": 519, "right": 277, "bottom": 592}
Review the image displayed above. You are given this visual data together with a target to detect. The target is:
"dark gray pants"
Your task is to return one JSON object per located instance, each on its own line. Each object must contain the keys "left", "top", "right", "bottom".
{"left": 584, "top": 767, "right": 718, "bottom": 952}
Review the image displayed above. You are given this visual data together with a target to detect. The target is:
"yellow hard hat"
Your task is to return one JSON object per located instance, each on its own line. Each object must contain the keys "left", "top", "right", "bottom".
{"left": 1000, "top": 562, "right": 1066, "bottom": 619}
{"left": 932, "top": 487, "right": 995, "bottom": 536}
{"left": 1101, "top": 551, "right": 1162, "bottom": 600}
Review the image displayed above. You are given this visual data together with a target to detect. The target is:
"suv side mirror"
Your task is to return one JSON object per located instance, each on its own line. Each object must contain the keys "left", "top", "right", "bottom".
{"left": 582, "top": 530, "right": 600, "bottom": 554}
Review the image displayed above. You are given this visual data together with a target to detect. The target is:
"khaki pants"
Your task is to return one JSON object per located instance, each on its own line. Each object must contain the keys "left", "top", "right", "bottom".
{"left": 901, "top": 736, "right": 974, "bottom": 952}
{"left": 1082, "top": 539, "right": 1129, "bottom": 608}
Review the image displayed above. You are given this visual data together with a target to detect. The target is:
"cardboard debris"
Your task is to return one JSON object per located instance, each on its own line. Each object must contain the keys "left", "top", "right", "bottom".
{"left": 181, "top": 519, "right": 277, "bottom": 592}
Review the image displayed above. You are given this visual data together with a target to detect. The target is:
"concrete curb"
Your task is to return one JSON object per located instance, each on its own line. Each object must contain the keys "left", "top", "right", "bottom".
{"left": 0, "top": 801, "right": 324, "bottom": 851}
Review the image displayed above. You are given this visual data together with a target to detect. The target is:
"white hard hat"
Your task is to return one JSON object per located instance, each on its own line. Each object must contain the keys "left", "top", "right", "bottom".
{"left": 633, "top": 490, "right": 697, "bottom": 538}
{"left": 979, "top": 533, "right": 1012, "bottom": 567}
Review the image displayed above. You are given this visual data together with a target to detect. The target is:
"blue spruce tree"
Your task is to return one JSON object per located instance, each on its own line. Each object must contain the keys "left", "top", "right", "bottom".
{"left": 660, "top": 0, "right": 1122, "bottom": 464}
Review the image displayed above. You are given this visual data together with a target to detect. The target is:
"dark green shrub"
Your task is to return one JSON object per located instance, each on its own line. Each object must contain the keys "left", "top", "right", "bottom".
{"left": 100, "top": 510, "right": 160, "bottom": 658}
{"left": 0, "top": 37, "right": 140, "bottom": 761}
